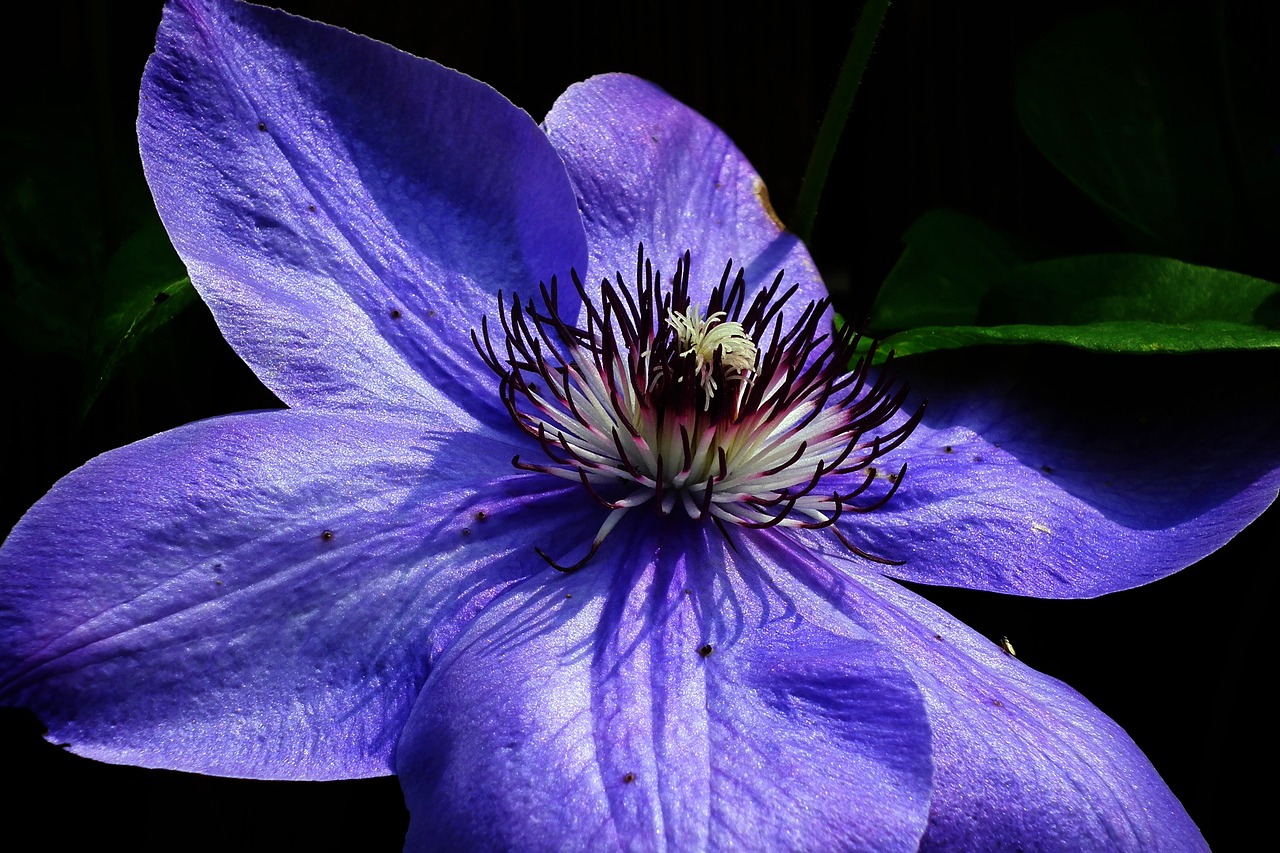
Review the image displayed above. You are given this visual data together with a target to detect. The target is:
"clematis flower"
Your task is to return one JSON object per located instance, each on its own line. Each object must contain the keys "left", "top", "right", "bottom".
{"left": 2, "top": 0, "right": 1277, "bottom": 849}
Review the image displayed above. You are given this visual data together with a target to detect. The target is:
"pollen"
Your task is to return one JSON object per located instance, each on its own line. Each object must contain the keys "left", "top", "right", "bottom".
{"left": 667, "top": 304, "right": 757, "bottom": 405}
{"left": 473, "top": 245, "right": 921, "bottom": 572}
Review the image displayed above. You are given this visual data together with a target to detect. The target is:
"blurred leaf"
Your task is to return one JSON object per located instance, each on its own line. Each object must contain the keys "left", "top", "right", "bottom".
{"left": 1218, "top": 25, "right": 1280, "bottom": 271}
{"left": 83, "top": 223, "right": 194, "bottom": 415}
{"left": 1, "top": 131, "right": 195, "bottom": 419}
{"left": 1016, "top": 4, "right": 1280, "bottom": 270}
{"left": 0, "top": 155, "right": 102, "bottom": 357}
{"left": 983, "top": 254, "right": 1279, "bottom": 326}
{"left": 869, "top": 209, "right": 1041, "bottom": 332}
{"left": 867, "top": 254, "right": 1280, "bottom": 359}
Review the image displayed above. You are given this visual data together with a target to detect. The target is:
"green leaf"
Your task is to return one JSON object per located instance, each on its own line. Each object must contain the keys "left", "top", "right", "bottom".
{"left": 983, "top": 254, "right": 1279, "bottom": 327}
{"left": 1015, "top": 4, "right": 1280, "bottom": 268}
{"left": 876, "top": 320, "right": 1280, "bottom": 359}
{"left": 82, "top": 222, "right": 195, "bottom": 415}
{"left": 1013, "top": 4, "right": 1233, "bottom": 257}
{"left": 0, "top": 130, "right": 197, "bottom": 419}
{"left": 869, "top": 209, "right": 1040, "bottom": 332}
{"left": 867, "top": 254, "right": 1280, "bottom": 359}
{"left": 1015, "top": 6, "right": 1224, "bottom": 255}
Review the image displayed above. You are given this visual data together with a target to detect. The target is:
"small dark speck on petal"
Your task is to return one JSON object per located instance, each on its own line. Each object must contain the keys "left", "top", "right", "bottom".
{"left": 213, "top": 563, "right": 223, "bottom": 572}
{"left": 153, "top": 292, "right": 170, "bottom": 304}
{"left": 564, "top": 593, "right": 572, "bottom": 599}
{"left": 321, "top": 530, "right": 335, "bottom": 541}
{"left": 389, "top": 309, "right": 402, "bottom": 319}
{"left": 992, "top": 699, "right": 1004, "bottom": 708}
{"left": 257, "top": 122, "right": 267, "bottom": 132}
{"left": 461, "top": 528, "right": 472, "bottom": 537}
{"left": 1040, "top": 465, "right": 1054, "bottom": 474}
{"left": 943, "top": 445, "right": 953, "bottom": 453}
{"left": 308, "top": 204, "right": 316, "bottom": 212}
{"left": 972, "top": 455, "right": 983, "bottom": 463}
{"left": 623, "top": 772, "right": 636, "bottom": 784}
{"left": 697, "top": 644, "right": 713, "bottom": 658}
{"left": 475, "top": 510, "right": 488, "bottom": 522}
{"left": 427, "top": 309, "right": 438, "bottom": 318}
{"left": 932, "top": 634, "right": 943, "bottom": 642}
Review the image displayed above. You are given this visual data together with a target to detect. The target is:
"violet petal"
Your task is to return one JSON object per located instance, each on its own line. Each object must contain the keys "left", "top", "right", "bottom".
{"left": 140, "top": 0, "right": 588, "bottom": 421}
{"left": 760, "top": 532, "right": 1209, "bottom": 851}
{"left": 830, "top": 353, "right": 1280, "bottom": 597}
{"left": 397, "top": 520, "right": 933, "bottom": 852}
{"left": 543, "top": 73, "right": 825, "bottom": 313}
{"left": 0, "top": 410, "right": 596, "bottom": 779}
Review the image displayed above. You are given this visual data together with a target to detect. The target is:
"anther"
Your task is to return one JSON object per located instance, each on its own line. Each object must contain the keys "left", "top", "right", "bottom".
{"left": 474, "top": 245, "right": 920, "bottom": 570}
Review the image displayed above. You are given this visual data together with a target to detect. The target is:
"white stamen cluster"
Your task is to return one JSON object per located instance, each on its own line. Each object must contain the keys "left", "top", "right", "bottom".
{"left": 667, "top": 305, "right": 758, "bottom": 406}
{"left": 473, "top": 247, "right": 920, "bottom": 571}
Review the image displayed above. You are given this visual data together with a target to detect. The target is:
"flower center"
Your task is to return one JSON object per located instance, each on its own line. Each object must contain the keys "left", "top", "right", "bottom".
{"left": 474, "top": 246, "right": 921, "bottom": 571}
{"left": 666, "top": 303, "right": 757, "bottom": 406}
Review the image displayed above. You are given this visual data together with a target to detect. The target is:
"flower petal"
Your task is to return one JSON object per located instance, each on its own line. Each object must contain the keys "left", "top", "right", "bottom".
{"left": 139, "top": 0, "right": 587, "bottom": 419}
{"left": 543, "top": 74, "right": 824, "bottom": 310}
{"left": 397, "top": 520, "right": 933, "bottom": 851}
{"left": 835, "top": 352, "right": 1280, "bottom": 597}
{"left": 758, "top": 535, "right": 1208, "bottom": 851}
{"left": 0, "top": 410, "right": 597, "bottom": 780}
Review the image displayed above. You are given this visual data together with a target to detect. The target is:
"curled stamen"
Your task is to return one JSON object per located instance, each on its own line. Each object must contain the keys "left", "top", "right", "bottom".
{"left": 474, "top": 245, "right": 921, "bottom": 569}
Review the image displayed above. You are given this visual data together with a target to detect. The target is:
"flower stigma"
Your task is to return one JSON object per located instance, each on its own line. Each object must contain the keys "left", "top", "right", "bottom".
{"left": 473, "top": 247, "right": 923, "bottom": 572}
{"left": 666, "top": 303, "right": 757, "bottom": 406}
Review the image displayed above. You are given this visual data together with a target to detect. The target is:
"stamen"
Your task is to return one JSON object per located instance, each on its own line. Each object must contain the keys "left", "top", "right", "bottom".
{"left": 475, "top": 245, "right": 920, "bottom": 569}
{"left": 668, "top": 303, "right": 758, "bottom": 407}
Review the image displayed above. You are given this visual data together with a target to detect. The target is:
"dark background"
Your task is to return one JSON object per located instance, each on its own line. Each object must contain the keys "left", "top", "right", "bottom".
{"left": 2, "top": 1, "right": 1275, "bottom": 850}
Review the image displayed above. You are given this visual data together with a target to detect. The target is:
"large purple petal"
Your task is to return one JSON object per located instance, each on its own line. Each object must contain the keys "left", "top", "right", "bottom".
{"left": 139, "top": 0, "right": 587, "bottom": 420}
{"left": 397, "top": 520, "right": 933, "bottom": 852}
{"left": 758, "top": 535, "right": 1208, "bottom": 851}
{"left": 0, "top": 410, "right": 600, "bottom": 780}
{"left": 827, "top": 353, "right": 1280, "bottom": 597}
{"left": 543, "top": 74, "right": 824, "bottom": 312}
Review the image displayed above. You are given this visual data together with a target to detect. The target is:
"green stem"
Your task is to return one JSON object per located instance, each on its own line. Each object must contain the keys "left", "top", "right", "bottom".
{"left": 791, "top": 0, "right": 892, "bottom": 243}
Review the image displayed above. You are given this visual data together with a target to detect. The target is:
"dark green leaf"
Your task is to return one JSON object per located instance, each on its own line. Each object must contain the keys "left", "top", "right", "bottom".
{"left": 0, "top": 157, "right": 102, "bottom": 357}
{"left": 875, "top": 320, "right": 1280, "bottom": 359}
{"left": 82, "top": 222, "right": 194, "bottom": 415}
{"left": 0, "top": 130, "right": 197, "bottom": 419}
{"left": 1008, "top": 5, "right": 1239, "bottom": 262}
{"left": 983, "top": 254, "right": 1279, "bottom": 327}
{"left": 869, "top": 209, "right": 1040, "bottom": 332}
{"left": 867, "top": 254, "right": 1280, "bottom": 359}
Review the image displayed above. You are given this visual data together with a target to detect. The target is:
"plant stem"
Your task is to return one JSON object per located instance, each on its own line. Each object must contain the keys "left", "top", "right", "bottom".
{"left": 791, "top": 0, "right": 892, "bottom": 243}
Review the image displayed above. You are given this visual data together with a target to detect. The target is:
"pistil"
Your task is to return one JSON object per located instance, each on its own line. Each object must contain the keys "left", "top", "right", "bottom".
{"left": 473, "top": 246, "right": 921, "bottom": 571}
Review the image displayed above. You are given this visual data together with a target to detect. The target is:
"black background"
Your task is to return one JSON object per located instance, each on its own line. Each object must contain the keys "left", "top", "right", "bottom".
{"left": 2, "top": 1, "right": 1276, "bottom": 850}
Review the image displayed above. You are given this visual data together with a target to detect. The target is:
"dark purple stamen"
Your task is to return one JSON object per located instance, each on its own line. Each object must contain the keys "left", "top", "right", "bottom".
{"left": 473, "top": 245, "right": 923, "bottom": 571}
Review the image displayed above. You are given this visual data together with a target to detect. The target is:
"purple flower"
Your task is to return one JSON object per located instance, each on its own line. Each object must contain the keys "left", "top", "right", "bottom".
{"left": 2, "top": 0, "right": 1276, "bottom": 849}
